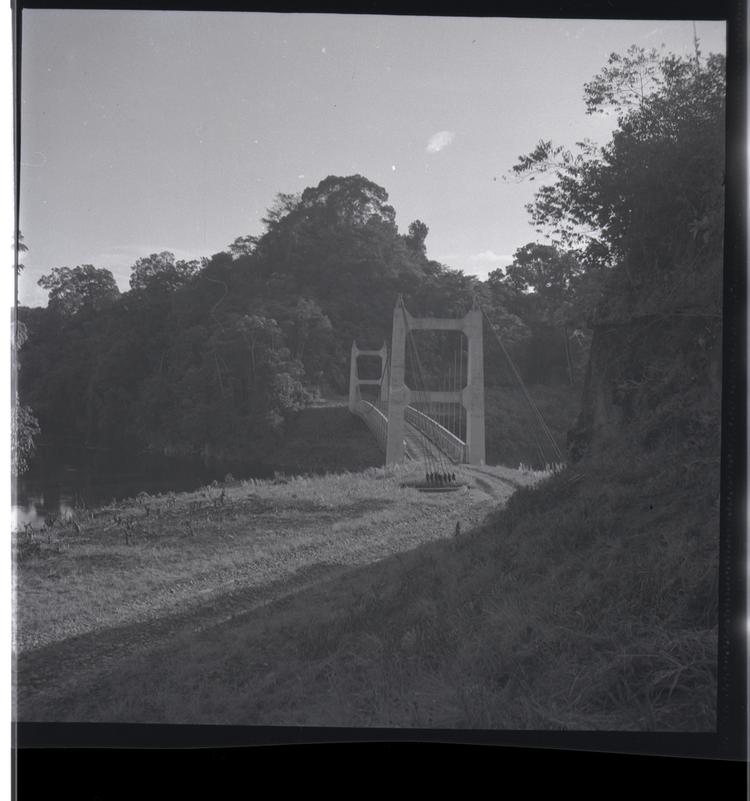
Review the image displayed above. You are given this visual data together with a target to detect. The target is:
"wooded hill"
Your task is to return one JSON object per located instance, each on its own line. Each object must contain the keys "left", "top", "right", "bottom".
{"left": 17, "top": 46, "right": 724, "bottom": 482}
{"left": 18, "top": 184, "right": 587, "bottom": 468}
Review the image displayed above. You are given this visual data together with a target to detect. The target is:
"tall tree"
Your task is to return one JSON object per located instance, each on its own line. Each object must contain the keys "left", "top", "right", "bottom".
{"left": 510, "top": 46, "right": 725, "bottom": 319}
{"left": 38, "top": 264, "right": 120, "bottom": 316}
{"left": 298, "top": 174, "right": 396, "bottom": 227}
{"left": 512, "top": 45, "right": 725, "bottom": 461}
{"left": 12, "top": 233, "right": 41, "bottom": 475}
{"left": 404, "top": 220, "right": 429, "bottom": 255}
{"left": 129, "top": 251, "right": 200, "bottom": 294}
{"left": 14, "top": 230, "right": 27, "bottom": 276}
{"left": 503, "top": 243, "right": 582, "bottom": 322}
{"left": 227, "top": 235, "right": 258, "bottom": 260}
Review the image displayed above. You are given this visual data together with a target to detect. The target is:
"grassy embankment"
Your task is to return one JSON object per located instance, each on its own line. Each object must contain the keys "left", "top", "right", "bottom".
{"left": 14, "top": 463, "right": 503, "bottom": 652}
{"left": 16, "top": 444, "right": 716, "bottom": 729}
{"left": 15, "top": 454, "right": 534, "bottom": 720}
{"left": 16, "top": 383, "right": 716, "bottom": 730}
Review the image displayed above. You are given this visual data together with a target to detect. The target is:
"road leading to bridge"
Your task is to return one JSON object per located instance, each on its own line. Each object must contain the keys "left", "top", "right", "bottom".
{"left": 15, "top": 460, "right": 536, "bottom": 723}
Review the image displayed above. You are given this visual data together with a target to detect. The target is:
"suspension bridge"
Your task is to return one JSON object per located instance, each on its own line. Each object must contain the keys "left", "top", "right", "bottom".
{"left": 349, "top": 295, "right": 564, "bottom": 490}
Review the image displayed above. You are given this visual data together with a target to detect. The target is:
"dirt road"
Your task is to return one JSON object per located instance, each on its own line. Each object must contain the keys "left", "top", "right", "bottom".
{"left": 15, "top": 463, "right": 532, "bottom": 720}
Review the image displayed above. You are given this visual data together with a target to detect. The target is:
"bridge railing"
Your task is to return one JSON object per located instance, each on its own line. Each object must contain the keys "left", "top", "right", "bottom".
{"left": 352, "top": 399, "right": 388, "bottom": 453}
{"left": 405, "top": 405, "right": 466, "bottom": 463}
{"left": 352, "top": 394, "right": 466, "bottom": 463}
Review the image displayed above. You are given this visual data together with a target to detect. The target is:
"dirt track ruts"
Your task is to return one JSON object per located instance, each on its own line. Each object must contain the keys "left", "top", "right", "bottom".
{"left": 15, "top": 465, "right": 528, "bottom": 719}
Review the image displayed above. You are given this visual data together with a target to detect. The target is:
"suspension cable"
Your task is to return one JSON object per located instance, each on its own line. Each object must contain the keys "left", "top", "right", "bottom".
{"left": 452, "top": 333, "right": 462, "bottom": 468}
{"left": 400, "top": 304, "right": 454, "bottom": 479}
{"left": 459, "top": 334, "right": 465, "bottom": 442}
{"left": 378, "top": 344, "right": 392, "bottom": 415}
{"left": 405, "top": 324, "right": 444, "bottom": 475}
{"left": 402, "top": 319, "right": 432, "bottom": 472}
{"left": 479, "top": 303, "right": 564, "bottom": 464}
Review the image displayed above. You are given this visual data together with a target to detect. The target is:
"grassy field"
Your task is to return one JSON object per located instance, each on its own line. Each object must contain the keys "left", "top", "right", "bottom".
{"left": 14, "top": 460, "right": 541, "bottom": 721}
{"left": 14, "top": 427, "right": 717, "bottom": 730}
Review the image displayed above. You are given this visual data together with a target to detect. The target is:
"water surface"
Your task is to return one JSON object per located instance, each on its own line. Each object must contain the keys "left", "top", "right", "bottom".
{"left": 13, "top": 446, "right": 274, "bottom": 529}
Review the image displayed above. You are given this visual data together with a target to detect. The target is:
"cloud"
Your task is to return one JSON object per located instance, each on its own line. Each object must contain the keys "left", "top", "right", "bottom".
{"left": 426, "top": 130, "right": 456, "bottom": 154}
{"left": 469, "top": 250, "right": 512, "bottom": 264}
{"left": 438, "top": 249, "right": 513, "bottom": 281}
{"left": 467, "top": 250, "right": 513, "bottom": 280}
{"left": 95, "top": 244, "right": 202, "bottom": 264}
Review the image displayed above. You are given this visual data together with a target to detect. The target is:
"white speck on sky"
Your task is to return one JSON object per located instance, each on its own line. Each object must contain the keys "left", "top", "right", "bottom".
{"left": 18, "top": 12, "right": 726, "bottom": 305}
{"left": 426, "top": 130, "right": 456, "bottom": 154}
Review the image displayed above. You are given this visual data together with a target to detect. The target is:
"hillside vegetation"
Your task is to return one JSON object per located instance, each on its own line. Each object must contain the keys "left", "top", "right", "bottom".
{"left": 15, "top": 462, "right": 536, "bottom": 718}
{"left": 18, "top": 153, "right": 588, "bottom": 469}
{"left": 16, "top": 438, "right": 716, "bottom": 729}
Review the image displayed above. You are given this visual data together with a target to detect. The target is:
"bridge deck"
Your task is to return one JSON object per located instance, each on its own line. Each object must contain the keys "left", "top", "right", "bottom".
{"left": 349, "top": 398, "right": 463, "bottom": 464}
{"left": 403, "top": 422, "right": 456, "bottom": 464}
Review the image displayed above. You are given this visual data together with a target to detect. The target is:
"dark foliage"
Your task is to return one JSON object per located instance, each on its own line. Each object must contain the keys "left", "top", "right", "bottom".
{"left": 20, "top": 172, "right": 583, "bottom": 466}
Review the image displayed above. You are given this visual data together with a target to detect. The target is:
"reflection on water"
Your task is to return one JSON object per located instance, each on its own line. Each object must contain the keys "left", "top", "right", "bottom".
{"left": 12, "top": 447, "right": 274, "bottom": 530}
{"left": 13, "top": 493, "right": 78, "bottom": 532}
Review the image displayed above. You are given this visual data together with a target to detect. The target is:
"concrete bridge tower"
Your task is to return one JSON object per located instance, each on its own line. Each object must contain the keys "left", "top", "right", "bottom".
{"left": 348, "top": 341, "right": 388, "bottom": 412}
{"left": 385, "top": 295, "right": 485, "bottom": 466}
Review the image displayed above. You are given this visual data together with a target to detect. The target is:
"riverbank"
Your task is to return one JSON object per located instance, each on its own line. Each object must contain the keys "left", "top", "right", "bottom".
{"left": 15, "top": 437, "right": 717, "bottom": 731}
{"left": 14, "top": 460, "right": 535, "bottom": 721}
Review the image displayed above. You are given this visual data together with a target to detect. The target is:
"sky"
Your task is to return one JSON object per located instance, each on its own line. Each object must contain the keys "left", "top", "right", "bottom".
{"left": 18, "top": 12, "right": 726, "bottom": 307}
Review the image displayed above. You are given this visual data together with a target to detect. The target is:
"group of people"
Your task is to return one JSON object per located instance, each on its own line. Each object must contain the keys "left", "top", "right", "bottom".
{"left": 424, "top": 471, "right": 458, "bottom": 485}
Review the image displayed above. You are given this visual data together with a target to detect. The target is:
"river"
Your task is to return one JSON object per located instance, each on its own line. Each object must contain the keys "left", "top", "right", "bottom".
{"left": 12, "top": 445, "right": 275, "bottom": 530}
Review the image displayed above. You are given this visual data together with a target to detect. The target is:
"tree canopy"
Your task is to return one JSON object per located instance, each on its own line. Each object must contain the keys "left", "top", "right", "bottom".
{"left": 511, "top": 46, "right": 725, "bottom": 320}
{"left": 23, "top": 175, "right": 471, "bottom": 462}
{"left": 129, "top": 251, "right": 201, "bottom": 294}
{"left": 37, "top": 264, "right": 120, "bottom": 316}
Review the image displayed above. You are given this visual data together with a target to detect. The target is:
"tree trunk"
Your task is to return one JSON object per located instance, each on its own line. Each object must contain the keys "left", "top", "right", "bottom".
{"left": 563, "top": 325, "right": 574, "bottom": 386}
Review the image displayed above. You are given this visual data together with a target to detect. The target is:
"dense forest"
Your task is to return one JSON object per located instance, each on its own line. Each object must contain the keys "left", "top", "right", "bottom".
{"left": 16, "top": 182, "right": 588, "bottom": 470}
{"left": 15, "top": 45, "right": 724, "bottom": 480}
